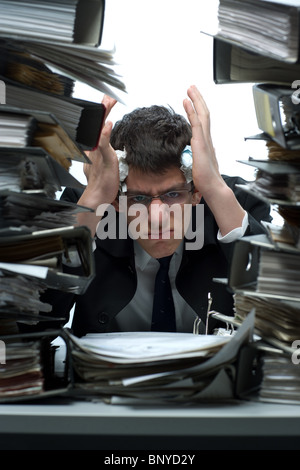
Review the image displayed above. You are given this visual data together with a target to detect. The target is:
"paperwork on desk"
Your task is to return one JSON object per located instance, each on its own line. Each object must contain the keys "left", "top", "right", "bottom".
{"left": 66, "top": 311, "right": 254, "bottom": 403}
{"left": 259, "top": 351, "right": 300, "bottom": 405}
{"left": 0, "top": 340, "right": 44, "bottom": 398}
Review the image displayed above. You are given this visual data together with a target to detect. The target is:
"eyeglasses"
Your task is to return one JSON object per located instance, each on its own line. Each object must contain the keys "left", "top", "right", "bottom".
{"left": 122, "top": 185, "right": 194, "bottom": 208}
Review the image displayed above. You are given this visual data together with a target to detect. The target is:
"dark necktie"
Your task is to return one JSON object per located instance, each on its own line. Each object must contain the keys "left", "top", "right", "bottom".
{"left": 151, "top": 255, "right": 176, "bottom": 332}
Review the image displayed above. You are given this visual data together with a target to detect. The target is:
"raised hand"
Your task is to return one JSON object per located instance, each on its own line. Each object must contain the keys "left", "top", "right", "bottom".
{"left": 82, "top": 95, "right": 120, "bottom": 207}
{"left": 183, "top": 85, "right": 221, "bottom": 198}
{"left": 183, "top": 85, "right": 245, "bottom": 236}
{"left": 77, "top": 95, "right": 120, "bottom": 236}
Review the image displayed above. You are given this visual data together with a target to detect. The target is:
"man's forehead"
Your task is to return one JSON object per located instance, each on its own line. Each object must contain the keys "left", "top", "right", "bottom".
{"left": 126, "top": 167, "right": 187, "bottom": 194}
{"left": 126, "top": 181, "right": 189, "bottom": 195}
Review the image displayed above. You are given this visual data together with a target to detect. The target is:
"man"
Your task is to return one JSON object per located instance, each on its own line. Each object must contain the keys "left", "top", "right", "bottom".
{"left": 40, "top": 86, "right": 271, "bottom": 336}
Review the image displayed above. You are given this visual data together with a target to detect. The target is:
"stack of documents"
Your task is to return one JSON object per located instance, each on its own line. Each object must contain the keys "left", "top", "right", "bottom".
{"left": 0, "top": 226, "right": 95, "bottom": 294}
{"left": 0, "top": 147, "right": 84, "bottom": 196}
{"left": 19, "top": 41, "right": 126, "bottom": 100}
{"left": 257, "top": 249, "right": 300, "bottom": 298}
{"left": 0, "top": 265, "right": 54, "bottom": 329}
{"left": 0, "top": 0, "right": 105, "bottom": 46}
{"left": 5, "top": 82, "right": 106, "bottom": 149}
{"left": 213, "top": 37, "right": 300, "bottom": 86}
{"left": 234, "top": 293, "right": 300, "bottom": 348}
{"left": 0, "top": 190, "right": 91, "bottom": 232}
{"left": 0, "top": 111, "right": 36, "bottom": 147}
{"left": 65, "top": 313, "right": 254, "bottom": 403}
{"left": 217, "top": 0, "right": 300, "bottom": 62}
{"left": 237, "top": 160, "right": 300, "bottom": 205}
{"left": 0, "top": 106, "right": 91, "bottom": 169}
{"left": 258, "top": 350, "right": 300, "bottom": 404}
{"left": 0, "top": 339, "right": 44, "bottom": 399}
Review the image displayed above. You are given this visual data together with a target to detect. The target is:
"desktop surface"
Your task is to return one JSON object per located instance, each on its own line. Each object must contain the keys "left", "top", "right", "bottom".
{"left": 0, "top": 398, "right": 300, "bottom": 450}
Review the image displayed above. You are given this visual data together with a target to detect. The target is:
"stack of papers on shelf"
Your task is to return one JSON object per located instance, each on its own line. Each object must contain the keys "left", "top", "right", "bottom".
{"left": 0, "top": 46, "right": 75, "bottom": 97}
{"left": 20, "top": 42, "right": 126, "bottom": 100}
{"left": 234, "top": 293, "right": 300, "bottom": 348}
{"left": 213, "top": 37, "right": 300, "bottom": 85}
{"left": 5, "top": 82, "right": 105, "bottom": 149}
{"left": 0, "top": 106, "right": 91, "bottom": 169}
{"left": 257, "top": 249, "right": 300, "bottom": 297}
{"left": 237, "top": 160, "right": 300, "bottom": 205}
{"left": 66, "top": 312, "right": 254, "bottom": 403}
{"left": 228, "top": 234, "right": 300, "bottom": 301}
{"left": 0, "top": 265, "right": 53, "bottom": 325}
{"left": 0, "top": 329, "right": 70, "bottom": 401}
{"left": 0, "top": 190, "right": 91, "bottom": 232}
{"left": 0, "top": 0, "right": 105, "bottom": 46}
{"left": 0, "top": 112, "right": 36, "bottom": 147}
{"left": 260, "top": 220, "right": 300, "bottom": 251}
{"left": 0, "top": 147, "right": 84, "bottom": 197}
{"left": 259, "top": 350, "right": 300, "bottom": 404}
{"left": 0, "top": 339, "right": 44, "bottom": 399}
{"left": 0, "top": 38, "right": 126, "bottom": 103}
{"left": 217, "top": 0, "right": 300, "bottom": 62}
{"left": 0, "top": 225, "right": 95, "bottom": 294}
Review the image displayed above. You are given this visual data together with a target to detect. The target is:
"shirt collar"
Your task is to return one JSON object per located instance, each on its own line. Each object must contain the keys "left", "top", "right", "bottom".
{"left": 134, "top": 240, "right": 184, "bottom": 271}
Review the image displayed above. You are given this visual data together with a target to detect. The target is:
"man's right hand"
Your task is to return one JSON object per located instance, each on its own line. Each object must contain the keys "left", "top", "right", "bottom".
{"left": 77, "top": 95, "right": 120, "bottom": 236}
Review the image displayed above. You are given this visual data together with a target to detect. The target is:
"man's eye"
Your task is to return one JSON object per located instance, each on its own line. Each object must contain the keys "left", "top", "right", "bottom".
{"left": 165, "top": 191, "right": 180, "bottom": 198}
{"left": 132, "top": 195, "right": 148, "bottom": 203}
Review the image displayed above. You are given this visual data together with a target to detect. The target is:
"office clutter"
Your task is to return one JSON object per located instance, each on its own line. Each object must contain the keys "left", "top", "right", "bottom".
{"left": 0, "top": 0, "right": 257, "bottom": 403}
{"left": 209, "top": 0, "right": 300, "bottom": 405}
{"left": 217, "top": 0, "right": 300, "bottom": 62}
{"left": 1, "top": 0, "right": 300, "bottom": 406}
{"left": 65, "top": 314, "right": 253, "bottom": 404}
{"left": 0, "top": 313, "right": 256, "bottom": 404}
{"left": 0, "top": 0, "right": 126, "bottom": 400}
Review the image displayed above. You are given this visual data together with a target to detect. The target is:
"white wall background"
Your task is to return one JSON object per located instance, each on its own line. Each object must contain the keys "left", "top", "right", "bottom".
{"left": 72, "top": 0, "right": 266, "bottom": 184}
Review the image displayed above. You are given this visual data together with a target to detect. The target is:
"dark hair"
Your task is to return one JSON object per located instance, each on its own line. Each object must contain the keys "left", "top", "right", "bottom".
{"left": 110, "top": 105, "right": 192, "bottom": 174}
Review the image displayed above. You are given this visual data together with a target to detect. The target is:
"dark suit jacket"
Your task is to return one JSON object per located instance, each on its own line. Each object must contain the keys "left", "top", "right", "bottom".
{"left": 32, "top": 175, "right": 271, "bottom": 336}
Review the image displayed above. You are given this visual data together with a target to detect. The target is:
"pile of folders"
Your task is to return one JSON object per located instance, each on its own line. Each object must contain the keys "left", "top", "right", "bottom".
{"left": 0, "top": 0, "right": 125, "bottom": 400}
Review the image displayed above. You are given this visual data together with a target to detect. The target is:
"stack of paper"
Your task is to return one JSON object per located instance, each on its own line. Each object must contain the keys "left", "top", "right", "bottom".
{"left": 237, "top": 160, "right": 300, "bottom": 205}
{"left": 0, "top": 339, "right": 44, "bottom": 399}
{"left": 257, "top": 249, "right": 300, "bottom": 297}
{"left": 0, "top": 225, "right": 95, "bottom": 294}
{"left": 234, "top": 293, "right": 300, "bottom": 347}
{"left": 0, "top": 266, "right": 53, "bottom": 324}
{"left": 217, "top": 0, "right": 300, "bottom": 62}
{"left": 0, "top": 106, "right": 91, "bottom": 170}
{"left": 0, "top": 112, "right": 36, "bottom": 147}
{"left": 66, "top": 313, "right": 254, "bottom": 403}
{"left": 0, "top": 147, "right": 84, "bottom": 197}
{"left": 0, "top": 0, "right": 105, "bottom": 46}
{"left": 5, "top": 82, "right": 105, "bottom": 149}
{"left": 20, "top": 42, "right": 126, "bottom": 100}
{"left": 258, "top": 351, "right": 300, "bottom": 404}
{"left": 0, "top": 190, "right": 91, "bottom": 232}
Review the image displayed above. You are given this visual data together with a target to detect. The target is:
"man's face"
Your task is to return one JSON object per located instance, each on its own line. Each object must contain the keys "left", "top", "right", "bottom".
{"left": 120, "top": 167, "right": 200, "bottom": 259}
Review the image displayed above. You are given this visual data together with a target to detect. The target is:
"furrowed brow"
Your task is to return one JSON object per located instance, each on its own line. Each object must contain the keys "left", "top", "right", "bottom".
{"left": 126, "top": 183, "right": 189, "bottom": 196}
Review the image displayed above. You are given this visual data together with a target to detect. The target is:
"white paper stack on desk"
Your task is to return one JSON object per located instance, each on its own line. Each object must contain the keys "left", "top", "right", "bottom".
{"left": 65, "top": 313, "right": 254, "bottom": 404}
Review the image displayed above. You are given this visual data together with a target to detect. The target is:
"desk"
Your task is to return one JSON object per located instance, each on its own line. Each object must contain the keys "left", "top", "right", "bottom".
{"left": 0, "top": 399, "right": 300, "bottom": 450}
